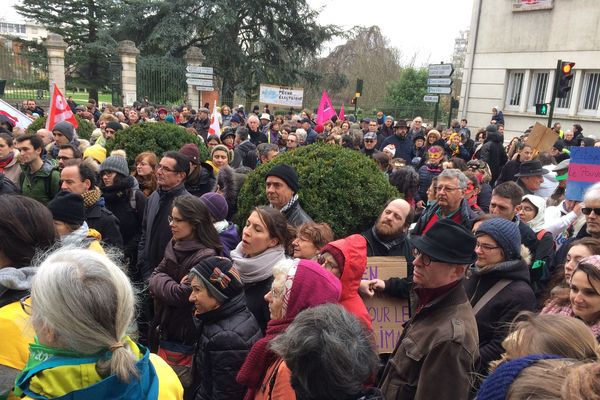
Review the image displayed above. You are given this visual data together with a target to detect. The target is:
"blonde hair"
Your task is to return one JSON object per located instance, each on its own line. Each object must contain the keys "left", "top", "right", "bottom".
{"left": 562, "top": 361, "right": 600, "bottom": 399}
{"left": 31, "top": 248, "right": 139, "bottom": 383}
{"left": 508, "top": 359, "right": 582, "bottom": 399}
{"left": 110, "top": 149, "right": 127, "bottom": 159}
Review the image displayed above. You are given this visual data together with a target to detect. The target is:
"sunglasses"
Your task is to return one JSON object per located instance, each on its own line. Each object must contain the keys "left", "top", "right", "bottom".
{"left": 582, "top": 208, "right": 600, "bottom": 216}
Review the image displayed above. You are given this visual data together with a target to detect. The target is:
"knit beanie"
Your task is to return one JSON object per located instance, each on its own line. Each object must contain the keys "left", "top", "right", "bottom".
{"left": 189, "top": 257, "right": 244, "bottom": 303}
{"left": 179, "top": 143, "right": 200, "bottom": 165}
{"left": 47, "top": 191, "right": 85, "bottom": 226}
{"left": 476, "top": 218, "right": 521, "bottom": 260}
{"left": 83, "top": 144, "right": 107, "bottom": 164}
{"left": 100, "top": 155, "right": 129, "bottom": 177}
{"left": 52, "top": 121, "right": 75, "bottom": 141}
{"left": 319, "top": 243, "right": 345, "bottom": 274}
{"left": 265, "top": 164, "right": 299, "bottom": 193}
{"left": 106, "top": 121, "right": 123, "bottom": 132}
{"left": 199, "top": 192, "right": 229, "bottom": 222}
{"left": 476, "top": 354, "right": 561, "bottom": 400}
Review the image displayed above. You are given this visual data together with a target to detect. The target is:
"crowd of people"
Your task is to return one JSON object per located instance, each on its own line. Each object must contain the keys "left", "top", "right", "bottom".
{"left": 0, "top": 99, "right": 600, "bottom": 400}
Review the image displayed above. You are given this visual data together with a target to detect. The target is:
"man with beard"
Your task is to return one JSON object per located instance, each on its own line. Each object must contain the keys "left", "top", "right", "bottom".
{"left": 359, "top": 198, "right": 415, "bottom": 300}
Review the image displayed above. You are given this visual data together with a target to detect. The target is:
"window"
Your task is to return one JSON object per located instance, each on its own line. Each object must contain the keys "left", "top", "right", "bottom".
{"left": 555, "top": 88, "right": 572, "bottom": 110}
{"left": 580, "top": 72, "right": 600, "bottom": 111}
{"left": 513, "top": 0, "right": 554, "bottom": 11}
{"left": 529, "top": 71, "right": 549, "bottom": 107}
{"left": 506, "top": 71, "right": 524, "bottom": 107}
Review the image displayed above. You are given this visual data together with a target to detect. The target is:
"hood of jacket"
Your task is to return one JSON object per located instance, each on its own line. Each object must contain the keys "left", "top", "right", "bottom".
{"left": 327, "top": 234, "right": 367, "bottom": 301}
{"left": 471, "top": 258, "right": 530, "bottom": 283}
{"left": 484, "top": 131, "right": 503, "bottom": 144}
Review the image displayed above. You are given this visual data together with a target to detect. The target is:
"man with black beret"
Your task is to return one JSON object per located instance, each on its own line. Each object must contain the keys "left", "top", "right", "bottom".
{"left": 379, "top": 219, "right": 479, "bottom": 400}
{"left": 265, "top": 163, "right": 313, "bottom": 227}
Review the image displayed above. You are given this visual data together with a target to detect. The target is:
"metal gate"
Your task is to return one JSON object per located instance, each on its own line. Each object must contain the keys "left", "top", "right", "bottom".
{"left": 136, "top": 56, "right": 186, "bottom": 105}
{"left": 0, "top": 44, "right": 48, "bottom": 101}
{"left": 109, "top": 53, "right": 123, "bottom": 107}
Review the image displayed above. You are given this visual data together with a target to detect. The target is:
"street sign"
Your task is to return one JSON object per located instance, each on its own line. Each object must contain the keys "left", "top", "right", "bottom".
{"left": 423, "top": 95, "right": 439, "bottom": 103}
{"left": 196, "top": 86, "right": 214, "bottom": 92}
{"left": 427, "top": 86, "right": 452, "bottom": 94}
{"left": 428, "top": 64, "right": 454, "bottom": 77}
{"left": 186, "top": 73, "right": 213, "bottom": 80}
{"left": 186, "top": 78, "right": 213, "bottom": 86}
{"left": 186, "top": 65, "right": 214, "bottom": 74}
{"left": 427, "top": 78, "right": 452, "bottom": 86}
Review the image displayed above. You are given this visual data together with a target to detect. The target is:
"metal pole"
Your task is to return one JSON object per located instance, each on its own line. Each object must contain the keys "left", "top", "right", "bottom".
{"left": 447, "top": 97, "right": 454, "bottom": 128}
{"left": 547, "top": 59, "right": 562, "bottom": 128}
{"left": 433, "top": 98, "right": 439, "bottom": 127}
{"left": 355, "top": 98, "right": 358, "bottom": 119}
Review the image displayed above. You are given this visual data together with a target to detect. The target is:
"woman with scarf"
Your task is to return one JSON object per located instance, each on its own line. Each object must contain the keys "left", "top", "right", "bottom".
{"left": 0, "top": 195, "right": 57, "bottom": 399}
{"left": 148, "top": 195, "right": 222, "bottom": 390}
{"left": 14, "top": 248, "right": 183, "bottom": 399}
{"left": 444, "top": 133, "right": 470, "bottom": 162}
{"left": 0, "top": 132, "right": 21, "bottom": 188}
{"left": 236, "top": 258, "right": 342, "bottom": 399}
{"left": 416, "top": 145, "right": 445, "bottom": 208}
{"left": 230, "top": 207, "right": 294, "bottom": 333}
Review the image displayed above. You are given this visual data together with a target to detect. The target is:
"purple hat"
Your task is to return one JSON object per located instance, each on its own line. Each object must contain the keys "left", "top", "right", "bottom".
{"left": 200, "top": 192, "right": 229, "bottom": 222}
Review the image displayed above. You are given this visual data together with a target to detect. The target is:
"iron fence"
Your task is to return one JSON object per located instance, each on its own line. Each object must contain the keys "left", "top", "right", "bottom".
{"left": 137, "top": 56, "right": 186, "bottom": 106}
{"left": 0, "top": 46, "right": 48, "bottom": 101}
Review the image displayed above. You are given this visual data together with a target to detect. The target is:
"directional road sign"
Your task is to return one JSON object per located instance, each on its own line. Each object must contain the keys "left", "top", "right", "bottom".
{"left": 427, "top": 78, "right": 452, "bottom": 86}
{"left": 423, "top": 95, "right": 439, "bottom": 103}
{"left": 186, "top": 78, "right": 213, "bottom": 86}
{"left": 196, "top": 86, "right": 214, "bottom": 91}
{"left": 186, "top": 65, "right": 214, "bottom": 74}
{"left": 428, "top": 64, "right": 454, "bottom": 77}
{"left": 186, "top": 73, "right": 213, "bottom": 80}
{"left": 427, "top": 86, "right": 452, "bottom": 94}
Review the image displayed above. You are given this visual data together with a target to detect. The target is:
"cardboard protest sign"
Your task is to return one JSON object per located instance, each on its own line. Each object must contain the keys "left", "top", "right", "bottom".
{"left": 566, "top": 147, "right": 600, "bottom": 201}
{"left": 362, "top": 256, "right": 409, "bottom": 353}
{"left": 525, "top": 122, "right": 558, "bottom": 154}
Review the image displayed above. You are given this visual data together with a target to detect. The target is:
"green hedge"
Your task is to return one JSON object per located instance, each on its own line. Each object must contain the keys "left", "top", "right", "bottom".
{"left": 26, "top": 115, "right": 95, "bottom": 141}
{"left": 106, "top": 122, "right": 209, "bottom": 167}
{"left": 236, "top": 143, "right": 398, "bottom": 238}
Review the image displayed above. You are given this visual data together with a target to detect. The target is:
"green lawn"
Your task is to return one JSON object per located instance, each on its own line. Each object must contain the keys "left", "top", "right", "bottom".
{"left": 66, "top": 92, "right": 113, "bottom": 105}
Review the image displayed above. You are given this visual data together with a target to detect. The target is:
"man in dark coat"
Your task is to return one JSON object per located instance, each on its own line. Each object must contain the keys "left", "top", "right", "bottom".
{"left": 246, "top": 114, "right": 268, "bottom": 146}
{"left": 379, "top": 120, "right": 413, "bottom": 162}
{"left": 265, "top": 163, "right": 312, "bottom": 227}
{"left": 192, "top": 107, "right": 211, "bottom": 141}
{"left": 234, "top": 127, "right": 258, "bottom": 169}
{"left": 179, "top": 143, "right": 215, "bottom": 197}
{"left": 479, "top": 124, "right": 508, "bottom": 185}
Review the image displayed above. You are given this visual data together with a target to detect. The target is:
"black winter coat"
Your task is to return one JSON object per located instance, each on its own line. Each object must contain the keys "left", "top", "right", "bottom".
{"left": 282, "top": 199, "right": 313, "bottom": 228}
{"left": 380, "top": 134, "right": 414, "bottom": 163}
{"left": 244, "top": 277, "right": 273, "bottom": 334}
{"left": 234, "top": 141, "right": 257, "bottom": 169}
{"left": 190, "top": 294, "right": 262, "bottom": 400}
{"left": 416, "top": 164, "right": 442, "bottom": 203}
{"left": 496, "top": 159, "right": 521, "bottom": 185}
{"left": 479, "top": 132, "right": 508, "bottom": 185}
{"left": 248, "top": 127, "right": 268, "bottom": 146}
{"left": 85, "top": 200, "right": 124, "bottom": 249}
{"left": 185, "top": 163, "right": 216, "bottom": 197}
{"left": 464, "top": 259, "right": 536, "bottom": 375}
{"left": 477, "top": 183, "right": 492, "bottom": 213}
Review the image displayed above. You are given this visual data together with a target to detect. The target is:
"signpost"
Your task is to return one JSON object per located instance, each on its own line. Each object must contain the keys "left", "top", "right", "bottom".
{"left": 423, "top": 95, "right": 439, "bottom": 103}
{"left": 427, "top": 63, "right": 454, "bottom": 127}
{"left": 186, "top": 66, "right": 214, "bottom": 91}
{"left": 428, "top": 64, "right": 454, "bottom": 77}
{"left": 427, "top": 78, "right": 452, "bottom": 86}
{"left": 427, "top": 86, "right": 452, "bottom": 95}
{"left": 186, "top": 65, "right": 213, "bottom": 74}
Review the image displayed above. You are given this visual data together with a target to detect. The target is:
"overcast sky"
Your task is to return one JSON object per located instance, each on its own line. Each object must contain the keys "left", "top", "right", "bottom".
{"left": 3, "top": 0, "right": 474, "bottom": 66}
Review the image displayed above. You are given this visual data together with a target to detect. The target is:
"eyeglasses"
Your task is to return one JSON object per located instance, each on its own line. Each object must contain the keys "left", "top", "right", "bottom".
{"left": 582, "top": 208, "right": 600, "bottom": 216}
{"left": 475, "top": 241, "right": 500, "bottom": 252}
{"left": 412, "top": 248, "right": 440, "bottom": 266}
{"left": 157, "top": 164, "right": 178, "bottom": 173}
{"left": 20, "top": 295, "right": 32, "bottom": 315}
{"left": 57, "top": 156, "right": 72, "bottom": 161}
{"left": 168, "top": 215, "right": 185, "bottom": 224}
{"left": 436, "top": 185, "right": 460, "bottom": 192}
{"left": 364, "top": 139, "right": 375, "bottom": 143}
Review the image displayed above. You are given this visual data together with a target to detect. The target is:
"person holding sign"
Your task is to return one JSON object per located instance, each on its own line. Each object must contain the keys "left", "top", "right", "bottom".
{"left": 379, "top": 219, "right": 479, "bottom": 400}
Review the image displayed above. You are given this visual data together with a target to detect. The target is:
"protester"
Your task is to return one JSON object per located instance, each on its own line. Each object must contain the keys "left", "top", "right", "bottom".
{"left": 15, "top": 248, "right": 183, "bottom": 399}
{"left": 179, "top": 143, "right": 215, "bottom": 197}
{"left": 133, "top": 151, "right": 158, "bottom": 197}
{"left": 210, "top": 144, "right": 234, "bottom": 174}
{"left": 565, "top": 255, "right": 600, "bottom": 339}
{"left": 415, "top": 145, "right": 444, "bottom": 206}
{"left": 479, "top": 124, "right": 508, "bottom": 185}
{"left": 0, "top": 132, "right": 21, "bottom": 188}
{"left": 292, "top": 222, "right": 334, "bottom": 260}
{"left": 265, "top": 163, "right": 313, "bottom": 227}
{"left": 200, "top": 192, "right": 240, "bottom": 258}
{"left": 15, "top": 135, "right": 61, "bottom": 204}
{"left": 496, "top": 143, "right": 534, "bottom": 185}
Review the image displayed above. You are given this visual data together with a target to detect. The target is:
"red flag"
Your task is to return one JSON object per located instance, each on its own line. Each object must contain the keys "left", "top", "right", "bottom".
{"left": 208, "top": 100, "right": 220, "bottom": 135}
{"left": 338, "top": 103, "right": 345, "bottom": 122}
{"left": 0, "top": 99, "right": 32, "bottom": 130}
{"left": 316, "top": 90, "right": 337, "bottom": 125}
{"left": 45, "top": 83, "right": 78, "bottom": 131}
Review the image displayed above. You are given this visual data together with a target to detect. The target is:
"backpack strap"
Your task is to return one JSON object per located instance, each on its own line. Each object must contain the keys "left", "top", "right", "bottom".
{"left": 473, "top": 279, "right": 512, "bottom": 315}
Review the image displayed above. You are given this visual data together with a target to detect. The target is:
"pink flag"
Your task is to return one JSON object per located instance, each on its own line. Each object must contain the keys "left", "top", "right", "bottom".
{"left": 316, "top": 90, "right": 337, "bottom": 125}
{"left": 338, "top": 103, "right": 345, "bottom": 122}
{"left": 208, "top": 100, "right": 220, "bottom": 135}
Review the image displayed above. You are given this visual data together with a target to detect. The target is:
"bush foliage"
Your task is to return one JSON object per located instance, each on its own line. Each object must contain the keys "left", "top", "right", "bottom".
{"left": 106, "top": 122, "right": 209, "bottom": 167}
{"left": 26, "top": 115, "right": 95, "bottom": 140}
{"left": 236, "top": 143, "right": 398, "bottom": 238}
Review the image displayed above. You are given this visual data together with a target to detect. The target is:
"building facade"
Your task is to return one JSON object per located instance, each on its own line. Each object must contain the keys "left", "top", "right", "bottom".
{"left": 459, "top": 0, "right": 600, "bottom": 139}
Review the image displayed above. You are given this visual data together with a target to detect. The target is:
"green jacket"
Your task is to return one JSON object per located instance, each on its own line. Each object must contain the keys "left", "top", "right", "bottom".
{"left": 19, "top": 159, "right": 61, "bottom": 205}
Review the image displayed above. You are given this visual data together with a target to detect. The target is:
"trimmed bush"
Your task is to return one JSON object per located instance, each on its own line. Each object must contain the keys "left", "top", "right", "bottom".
{"left": 236, "top": 143, "right": 398, "bottom": 238}
{"left": 106, "top": 122, "right": 209, "bottom": 167}
{"left": 26, "top": 116, "right": 95, "bottom": 140}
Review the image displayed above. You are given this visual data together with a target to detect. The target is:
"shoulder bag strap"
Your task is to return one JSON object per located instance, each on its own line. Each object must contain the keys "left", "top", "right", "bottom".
{"left": 473, "top": 279, "right": 512, "bottom": 315}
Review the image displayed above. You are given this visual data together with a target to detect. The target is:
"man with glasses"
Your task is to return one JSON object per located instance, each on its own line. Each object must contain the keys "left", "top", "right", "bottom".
{"left": 379, "top": 219, "right": 479, "bottom": 400}
{"left": 361, "top": 132, "right": 380, "bottom": 158}
{"left": 57, "top": 144, "right": 82, "bottom": 170}
{"left": 286, "top": 133, "right": 299, "bottom": 151}
{"left": 408, "top": 116, "right": 425, "bottom": 139}
{"left": 413, "top": 169, "right": 480, "bottom": 236}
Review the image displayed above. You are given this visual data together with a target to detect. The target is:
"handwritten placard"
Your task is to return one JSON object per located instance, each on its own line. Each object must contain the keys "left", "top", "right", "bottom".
{"left": 566, "top": 147, "right": 600, "bottom": 201}
{"left": 525, "top": 122, "right": 558, "bottom": 154}
{"left": 363, "top": 256, "right": 409, "bottom": 354}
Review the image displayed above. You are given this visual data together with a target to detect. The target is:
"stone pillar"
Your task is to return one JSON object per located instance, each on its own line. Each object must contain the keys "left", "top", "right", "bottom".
{"left": 117, "top": 40, "right": 140, "bottom": 106}
{"left": 184, "top": 47, "right": 205, "bottom": 109}
{"left": 44, "top": 33, "right": 68, "bottom": 95}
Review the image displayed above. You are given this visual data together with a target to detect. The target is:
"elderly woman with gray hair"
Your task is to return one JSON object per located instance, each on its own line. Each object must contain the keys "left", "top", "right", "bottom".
{"left": 236, "top": 259, "right": 342, "bottom": 400}
{"left": 14, "top": 249, "right": 183, "bottom": 399}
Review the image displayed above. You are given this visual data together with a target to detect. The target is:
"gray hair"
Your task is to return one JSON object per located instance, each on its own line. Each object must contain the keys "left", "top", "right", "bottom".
{"left": 438, "top": 168, "right": 469, "bottom": 189}
{"left": 257, "top": 143, "right": 279, "bottom": 158}
{"left": 584, "top": 182, "right": 600, "bottom": 204}
{"left": 294, "top": 129, "right": 307, "bottom": 144}
{"left": 272, "top": 258, "right": 297, "bottom": 283}
{"left": 247, "top": 114, "right": 259, "bottom": 123}
{"left": 30, "top": 248, "right": 139, "bottom": 383}
{"left": 270, "top": 303, "right": 379, "bottom": 400}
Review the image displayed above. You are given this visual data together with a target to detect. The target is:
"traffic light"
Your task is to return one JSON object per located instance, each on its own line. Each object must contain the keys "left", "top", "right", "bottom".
{"left": 535, "top": 103, "right": 549, "bottom": 115}
{"left": 350, "top": 97, "right": 357, "bottom": 105}
{"left": 356, "top": 79, "right": 363, "bottom": 98}
{"left": 557, "top": 61, "right": 575, "bottom": 98}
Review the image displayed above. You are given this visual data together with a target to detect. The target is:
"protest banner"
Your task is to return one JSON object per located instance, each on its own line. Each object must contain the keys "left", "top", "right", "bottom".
{"left": 566, "top": 147, "right": 600, "bottom": 201}
{"left": 525, "top": 122, "right": 558, "bottom": 154}
{"left": 363, "top": 256, "right": 409, "bottom": 353}
{"left": 259, "top": 84, "right": 304, "bottom": 107}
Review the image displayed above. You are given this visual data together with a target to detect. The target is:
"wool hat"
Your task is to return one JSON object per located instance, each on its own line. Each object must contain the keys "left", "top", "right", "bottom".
{"left": 100, "top": 155, "right": 130, "bottom": 177}
{"left": 207, "top": 134, "right": 221, "bottom": 144}
{"left": 189, "top": 257, "right": 243, "bottom": 303}
{"left": 220, "top": 127, "right": 235, "bottom": 141}
{"left": 200, "top": 192, "right": 229, "bottom": 222}
{"left": 476, "top": 218, "right": 522, "bottom": 260}
{"left": 179, "top": 143, "right": 200, "bottom": 165}
{"left": 230, "top": 114, "right": 243, "bottom": 124}
{"left": 52, "top": 121, "right": 75, "bottom": 141}
{"left": 515, "top": 160, "right": 549, "bottom": 177}
{"left": 319, "top": 242, "right": 345, "bottom": 274}
{"left": 83, "top": 144, "right": 107, "bottom": 164}
{"left": 364, "top": 132, "right": 377, "bottom": 141}
{"left": 106, "top": 121, "right": 123, "bottom": 132}
{"left": 47, "top": 191, "right": 85, "bottom": 226}
{"left": 265, "top": 164, "right": 300, "bottom": 193}
{"left": 413, "top": 133, "right": 426, "bottom": 142}
{"left": 410, "top": 219, "right": 477, "bottom": 264}
{"left": 198, "top": 107, "right": 210, "bottom": 114}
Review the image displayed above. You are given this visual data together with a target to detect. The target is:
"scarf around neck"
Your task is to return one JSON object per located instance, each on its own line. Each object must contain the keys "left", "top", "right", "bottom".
{"left": 0, "top": 151, "right": 15, "bottom": 172}
{"left": 0, "top": 266, "right": 37, "bottom": 296}
{"left": 230, "top": 244, "right": 286, "bottom": 284}
{"left": 82, "top": 187, "right": 102, "bottom": 208}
